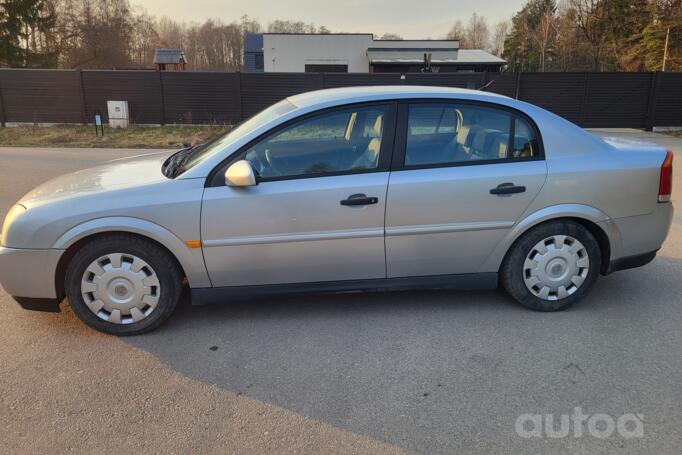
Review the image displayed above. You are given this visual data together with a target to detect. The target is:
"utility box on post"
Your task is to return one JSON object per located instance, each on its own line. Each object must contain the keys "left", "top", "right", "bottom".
{"left": 107, "top": 101, "right": 129, "bottom": 128}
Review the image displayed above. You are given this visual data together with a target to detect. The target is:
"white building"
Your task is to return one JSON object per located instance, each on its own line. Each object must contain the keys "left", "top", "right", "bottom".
{"left": 244, "top": 33, "right": 505, "bottom": 73}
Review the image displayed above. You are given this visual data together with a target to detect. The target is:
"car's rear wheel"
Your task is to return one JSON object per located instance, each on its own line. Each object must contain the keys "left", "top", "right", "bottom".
{"left": 500, "top": 220, "right": 601, "bottom": 311}
{"left": 65, "top": 234, "right": 183, "bottom": 335}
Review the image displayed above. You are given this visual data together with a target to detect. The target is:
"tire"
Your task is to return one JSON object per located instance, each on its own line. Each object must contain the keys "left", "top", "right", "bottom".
{"left": 65, "top": 233, "right": 183, "bottom": 335}
{"left": 500, "top": 220, "right": 601, "bottom": 312}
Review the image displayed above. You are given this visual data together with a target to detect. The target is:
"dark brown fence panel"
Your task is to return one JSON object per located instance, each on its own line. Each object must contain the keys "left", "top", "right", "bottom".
{"left": 653, "top": 72, "right": 682, "bottom": 127}
{"left": 0, "top": 69, "right": 681, "bottom": 128}
{"left": 240, "top": 73, "right": 323, "bottom": 118}
{"left": 402, "top": 73, "right": 484, "bottom": 88}
{"left": 483, "top": 72, "right": 518, "bottom": 98}
{"left": 82, "top": 70, "right": 161, "bottom": 124}
{"left": 0, "top": 69, "right": 82, "bottom": 123}
{"left": 583, "top": 72, "right": 652, "bottom": 128}
{"left": 0, "top": 77, "right": 6, "bottom": 126}
{"left": 162, "top": 72, "right": 240, "bottom": 124}
{"left": 322, "top": 73, "right": 403, "bottom": 88}
{"left": 518, "top": 72, "right": 586, "bottom": 124}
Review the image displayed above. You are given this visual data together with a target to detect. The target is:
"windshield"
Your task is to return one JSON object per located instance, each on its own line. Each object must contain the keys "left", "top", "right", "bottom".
{"left": 177, "top": 99, "right": 298, "bottom": 174}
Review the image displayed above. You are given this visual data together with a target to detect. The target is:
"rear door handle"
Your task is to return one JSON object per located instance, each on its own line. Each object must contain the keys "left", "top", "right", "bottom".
{"left": 490, "top": 183, "right": 526, "bottom": 195}
{"left": 340, "top": 193, "right": 379, "bottom": 206}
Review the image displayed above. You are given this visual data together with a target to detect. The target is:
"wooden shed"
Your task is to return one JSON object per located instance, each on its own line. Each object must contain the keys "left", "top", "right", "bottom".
{"left": 153, "top": 49, "right": 188, "bottom": 71}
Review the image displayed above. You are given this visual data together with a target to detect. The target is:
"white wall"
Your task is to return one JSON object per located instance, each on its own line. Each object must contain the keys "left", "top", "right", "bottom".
{"left": 262, "top": 35, "right": 461, "bottom": 73}
{"left": 263, "top": 34, "right": 373, "bottom": 73}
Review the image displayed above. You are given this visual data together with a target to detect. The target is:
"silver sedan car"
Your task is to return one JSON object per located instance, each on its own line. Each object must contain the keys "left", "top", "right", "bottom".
{"left": 0, "top": 86, "right": 674, "bottom": 335}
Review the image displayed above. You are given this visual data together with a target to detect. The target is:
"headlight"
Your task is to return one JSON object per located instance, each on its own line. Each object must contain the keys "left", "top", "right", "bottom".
{"left": 1, "top": 204, "right": 27, "bottom": 246}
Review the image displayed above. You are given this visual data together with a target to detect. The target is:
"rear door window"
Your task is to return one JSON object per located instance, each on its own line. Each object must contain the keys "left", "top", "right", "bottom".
{"left": 403, "top": 103, "right": 539, "bottom": 167}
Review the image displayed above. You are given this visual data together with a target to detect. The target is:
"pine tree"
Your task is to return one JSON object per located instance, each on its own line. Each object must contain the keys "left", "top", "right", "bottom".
{"left": 503, "top": 0, "right": 557, "bottom": 72}
{"left": 0, "top": 0, "right": 55, "bottom": 67}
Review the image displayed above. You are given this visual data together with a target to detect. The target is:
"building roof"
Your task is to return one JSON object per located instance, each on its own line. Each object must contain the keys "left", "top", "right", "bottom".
{"left": 456, "top": 49, "right": 506, "bottom": 64}
{"left": 262, "top": 32, "right": 374, "bottom": 36}
{"left": 367, "top": 48, "right": 505, "bottom": 65}
{"left": 153, "top": 48, "right": 187, "bottom": 65}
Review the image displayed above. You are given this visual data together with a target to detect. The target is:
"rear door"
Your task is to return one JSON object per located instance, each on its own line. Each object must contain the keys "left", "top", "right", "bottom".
{"left": 385, "top": 101, "right": 547, "bottom": 278}
{"left": 201, "top": 102, "right": 396, "bottom": 287}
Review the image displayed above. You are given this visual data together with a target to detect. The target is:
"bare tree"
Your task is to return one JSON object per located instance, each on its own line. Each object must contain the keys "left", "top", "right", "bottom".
{"left": 446, "top": 20, "right": 468, "bottom": 47}
{"left": 532, "top": 5, "right": 556, "bottom": 71}
{"left": 491, "top": 20, "right": 510, "bottom": 56}
{"left": 239, "top": 14, "right": 261, "bottom": 36}
{"left": 129, "top": 7, "right": 158, "bottom": 66}
{"left": 553, "top": 4, "right": 580, "bottom": 70}
{"left": 156, "top": 16, "right": 184, "bottom": 48}
{"left": 267, "top": 20, "right": 317, "bottom": 33}
{"left": 571, "top": 0, "right": 608, "bottom": 71}
{"left": 465, "top": 13, "right": 490, "bottom": 49}
{"left": 58, "top": 0, "right": 139, "bottom": 69}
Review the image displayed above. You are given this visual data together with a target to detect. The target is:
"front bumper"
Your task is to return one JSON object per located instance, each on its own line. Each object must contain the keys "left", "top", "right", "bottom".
{"left": 12, "top": 296, "right": 61, "bottom": 312}
{"left": 0, "top": 245, "right": 62, "bottom": 311}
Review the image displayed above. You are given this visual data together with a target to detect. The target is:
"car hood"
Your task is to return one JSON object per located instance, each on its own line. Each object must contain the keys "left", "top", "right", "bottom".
{"left": 18, "top": 151, "right": 174, "bottom": 209}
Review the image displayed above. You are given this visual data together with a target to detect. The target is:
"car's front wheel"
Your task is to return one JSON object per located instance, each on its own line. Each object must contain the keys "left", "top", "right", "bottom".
{"left": 500, "top": 220, "right": 601, "bottom": 311}
{"left": 65, "top": 234, "right": 183, "bottom": 335}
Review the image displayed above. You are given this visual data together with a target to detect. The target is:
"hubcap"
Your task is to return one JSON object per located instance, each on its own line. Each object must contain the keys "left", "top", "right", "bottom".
{"left": 81, "top": 253, "right": 160, "bottom": 324}
{"left": 523, "top": 235, "right": 590, "bottom": 301}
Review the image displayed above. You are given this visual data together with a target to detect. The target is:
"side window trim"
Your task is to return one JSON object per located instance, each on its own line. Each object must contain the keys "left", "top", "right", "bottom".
{"left": 390, "top": 99, "right": 545, "bottom": 172}
{"left": 391, "top": 103, "right": 409, "bottom": 171}
{"left": 508, "top": 115, "right": 516, "bottom": 161}
{"left": 207, "top": 101, "right": 397, "bottom": 187}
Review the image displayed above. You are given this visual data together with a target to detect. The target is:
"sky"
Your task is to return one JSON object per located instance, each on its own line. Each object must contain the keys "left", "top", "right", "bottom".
{"left": 132, "top": 0, "right": 527, "bottom": 39}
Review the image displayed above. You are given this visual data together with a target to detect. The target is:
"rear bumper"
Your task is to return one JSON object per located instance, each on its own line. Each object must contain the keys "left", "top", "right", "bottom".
{"left": 605, "top": 203, "right": 673, "bottom": 262}
{"left": 0, "top": 245, "right": 61, "bottom": 301}
{"left": 605, "top": 249, "right": 658, "bottom": 275}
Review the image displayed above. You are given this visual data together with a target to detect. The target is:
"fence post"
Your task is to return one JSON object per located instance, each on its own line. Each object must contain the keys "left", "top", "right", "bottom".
{"left": 0, "top": 73, "right": 6, "bottom": 127}
{"left": 580, "top": 72, "right": 590, "bottom": 127}
{"left": 158, "top": 71, "right": 166, "bottom": 126}
{"left": 233, "top": 71, "right": 243, "bottom": 125}
{"left": 514, "top": 72, "right": 522, "bottom": 99}
{"left": 645, "top": 71, "right": 659, "bottom": 132}
{"left": 78, "top": 69, "right": 87, "bottom": 125}
{"left": 238, "top": 72, "right": 245, "bottom": 123}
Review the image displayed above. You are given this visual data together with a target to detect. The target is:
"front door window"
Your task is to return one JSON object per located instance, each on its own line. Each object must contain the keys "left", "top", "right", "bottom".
{"left": 241, "top": 105, "right": 387, "bottom": 179}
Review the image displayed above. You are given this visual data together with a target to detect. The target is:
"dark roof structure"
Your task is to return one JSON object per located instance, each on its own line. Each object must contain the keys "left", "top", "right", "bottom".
{"left": 153, "top": 48, "right": 187, "bottom": 65}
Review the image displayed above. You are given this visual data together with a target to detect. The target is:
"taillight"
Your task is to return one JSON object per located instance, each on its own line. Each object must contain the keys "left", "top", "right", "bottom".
{"left": 658, "top": 150, "right": 673, "bottom": 203}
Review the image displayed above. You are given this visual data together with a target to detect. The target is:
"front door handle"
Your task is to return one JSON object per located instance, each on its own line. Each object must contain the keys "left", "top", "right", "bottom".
{"left": 490, "top": 183, "right": 526, "bottom": 195}
{"left": 340, "top": 193, "right": 379, "bottom": 206}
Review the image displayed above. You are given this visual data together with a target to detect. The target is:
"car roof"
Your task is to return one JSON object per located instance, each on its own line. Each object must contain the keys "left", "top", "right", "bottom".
{"left": 288, "top": 85, "right": 510, "bottom": 109}
{"left": 179, "top": 84, "right": 610, "bottom": 180}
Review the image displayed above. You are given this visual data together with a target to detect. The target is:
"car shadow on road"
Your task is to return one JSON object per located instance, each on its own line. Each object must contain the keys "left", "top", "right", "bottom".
{"left": 116, "top": 256, "right": 682, "bottom": 453}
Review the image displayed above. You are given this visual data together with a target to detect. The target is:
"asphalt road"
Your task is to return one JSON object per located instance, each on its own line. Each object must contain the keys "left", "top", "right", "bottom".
{"left": 1, "top": 131, "right": 681, "bottom": 454}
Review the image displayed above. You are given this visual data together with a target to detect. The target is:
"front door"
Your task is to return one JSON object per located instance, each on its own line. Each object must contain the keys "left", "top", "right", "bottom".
{"left": 201, "top": 103, "right": 395, "bottom": 287}
{"left": 385, "top": 101, "right": 548, "bottom": 277}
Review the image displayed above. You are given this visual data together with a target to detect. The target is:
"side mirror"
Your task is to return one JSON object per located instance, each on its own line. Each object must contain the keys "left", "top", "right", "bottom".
{"left": 225, "top": 160, "right": 257, "bottom": 187}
